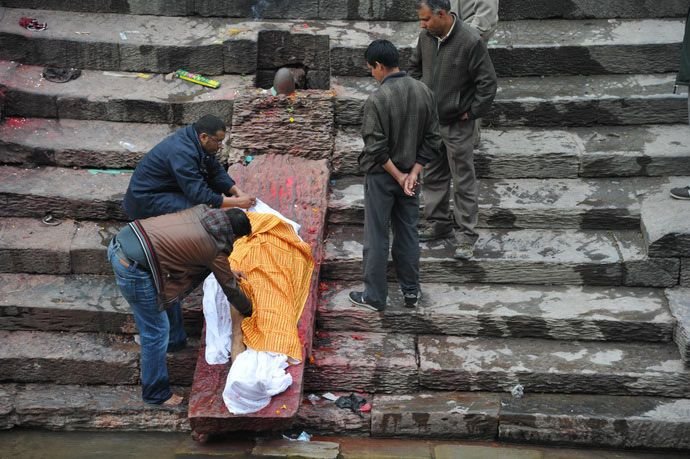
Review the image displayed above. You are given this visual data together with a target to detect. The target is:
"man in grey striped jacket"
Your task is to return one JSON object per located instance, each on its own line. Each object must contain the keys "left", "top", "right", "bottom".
{"left": 348, "top": 39, "right": 442, "bottom": 312}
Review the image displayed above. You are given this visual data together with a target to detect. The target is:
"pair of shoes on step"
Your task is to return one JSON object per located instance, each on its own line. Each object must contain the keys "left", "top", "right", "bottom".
{"left": 348, "top": 290, "right": 422, "bottom": 311}
{"left": 419, "top": 225, "right": 475, "bottom": 260}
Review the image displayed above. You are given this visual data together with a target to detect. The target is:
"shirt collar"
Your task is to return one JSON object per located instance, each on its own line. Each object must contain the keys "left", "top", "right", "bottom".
{"left": 381, "top": 71, "right": 407, "bottom": 85}
{"left": 436, "top": 13, "right": 457, "bottom": 47}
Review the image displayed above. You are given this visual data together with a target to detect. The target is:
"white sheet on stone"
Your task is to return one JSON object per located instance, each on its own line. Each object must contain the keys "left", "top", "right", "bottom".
{"left": 201, "top": 200, "right": 301, "bottom": 414}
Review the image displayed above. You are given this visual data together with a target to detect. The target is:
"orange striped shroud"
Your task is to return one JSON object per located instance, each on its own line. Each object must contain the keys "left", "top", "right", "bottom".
{"left": 229, "top": 212, "right": 314, "bottom": 362}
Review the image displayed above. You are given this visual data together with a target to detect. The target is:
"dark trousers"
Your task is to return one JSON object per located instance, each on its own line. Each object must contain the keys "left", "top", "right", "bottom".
{"left": 363, "top": 173, "right": 420, "bottom": 305}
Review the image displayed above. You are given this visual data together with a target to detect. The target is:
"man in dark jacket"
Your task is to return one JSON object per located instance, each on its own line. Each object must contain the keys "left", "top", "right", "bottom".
{"left": 108, "top": 205, "right": 252, "bottom": 405}
{"left": 122, "top": 114, "right": 255, "bottom": 353}
{"left": 410, "top": 0, "right": 497, "bottom": 259}
{"left": 670, "top": 6, "right": 690, "bottom": 200}
{"left": 123, "top": 115, "right": 255, "bottom": 219}
{"left": 348, "top": 39, "right": 442, "bottom": 312}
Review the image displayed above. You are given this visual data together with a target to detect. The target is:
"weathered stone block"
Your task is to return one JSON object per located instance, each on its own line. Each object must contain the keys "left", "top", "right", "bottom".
{"left": 252, "top": 440, "right": 340, "bottom": 459}
{"left": 224, "top": 40, "right": 258, "bottom": 74}
{"left": 372, "top": 392, "right": 500, "bottom": 439}
{"left": 296, "top": 392, "right": 371, "bottom": 435}
{"left": 0, "top": 219, "right": 76, "bottom": 274}
{"left": 498, "top": 0, "right": 688, "bottom": 20}
{"left": 120, "top": 44, "right": 224, "bottom": 75}
{"left": 257, "top": 31, "right": 330, "bottom": 70}
{"left": 499, "top": 393, "right": 690, "bottom": 450}
{"left": 58, "top": 97, "right": 173, "bottom": 124}
{"left": 305, "top": 331, "right": 418, "bottom": 394}
{"left": 70, "top": 222, "right": 120, "bottom": 275}
{"left": 0, "top": 384, "right": 16, "bottom": 430}
{"left": 665, "top": 289, "right": 690, "bottom": 364}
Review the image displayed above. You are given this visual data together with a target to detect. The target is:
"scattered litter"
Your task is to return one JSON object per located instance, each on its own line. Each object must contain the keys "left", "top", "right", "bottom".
{"left": 164, "top": 72, "right": 176, "bottom": 81}
{"left": 511, "top": 384, "right": 524, "bottom": 399}
{"left": 136, "top": 73, "right": 152, "bottom": 79}
{"left": 42, "top": 67, "right": 81, "bottom": 83}
{"left": 119, "top": 32, "right": 128, "bottom": 40}
{"left": 74, "top": 31, "right": 91, "bottom": 35}
{"left": 119, "top": 141, "right": 138, "bottom": 152}
{"left": 175, "top": 69, "right": 220, "bottom": 89}
{"left": 289, "top": 117, "right": 295, "bottom": 123}
{"left": 321, "top": 392, "right": 338, "bottom": 401}
{"left": 41, "top": 214, "right": 61, "bottom": 226}
{"left": 449, "top": 406, "right": 469, "bottom": 414}
{"left": 307, "top": 394, "right": 321, "bottom": 404}
{"left": 102, "top": 71, "right": 140, "bottom": 78}
{"left": 244, "top": 155, "right": 254, "bottom": 165}
{"left": 282, "top": 431, "right": 311, "bottom": 442}
{"left": 335, "top": 393, "right": 367, "bottom": 416}
{"left": 359, "top": 402, "right": 372, "bottom": 413}
{"left": 227, "top": 28, "right": 247, "bottom": 36}
{"left": 19, "top": 17, "right": 47, "bottom": 31}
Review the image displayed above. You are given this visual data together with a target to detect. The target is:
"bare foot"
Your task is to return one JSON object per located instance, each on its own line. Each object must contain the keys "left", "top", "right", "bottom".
{"left": 162, "top": 393, "right": 184, "bottom": 407}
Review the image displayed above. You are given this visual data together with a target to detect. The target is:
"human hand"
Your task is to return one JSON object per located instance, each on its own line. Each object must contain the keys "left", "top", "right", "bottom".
{"left": 235, "top": 195, "right": 256, "bottom": 209}
{"left": 460, "top": 112, "right": 470, "bottom": 122}
{"left": 233, "top": 271, "right": 247, "bottom": 282}
{"left": 403, "top": 173, "right": 419, "bottom": 196}
{"left": 396, "top": 173, "right": 409, "bottom": 190}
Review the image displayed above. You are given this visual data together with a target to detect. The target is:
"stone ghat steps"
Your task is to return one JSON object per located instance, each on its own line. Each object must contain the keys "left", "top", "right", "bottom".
{"left": 304, "top": 331, "right": 690, "bottom": 397}
{"left": 0, "top": 272, "right": 677, "bottom": 345}
{"left": 5, "top": 119, "right": 690, "bottom": 179}
{"left": 0, "top": 8, "right": 684, "bottom": 77}
{"left": 333, "top": 124, "right": 690, "bottom": 179}
{"left": 2, "top": 61, "right": 686, "bottom": 127}
{"left": 0, "top": 330, "right": 198, "bottom": 386}
{"left": 301, "top": 392, "right": 690, "bottom": 451}
{"left": 0, "top": 273, "right": 204, "bottom": 337}
{"left": 5, "top": 0, "right": 688, "bottom": 21}
{"left": 0, "top": 117, "right": 175, "bottom": 169}
{"left": 324, "top": 226, "right": 680, "bottom": 288}
{"left": 2, "top": 386, "right": 689, "bottom": 451}
{"left": 329, "top": 176, "right": 652, "bottom": 231}
{"left": 334, "top": 74, "right": 689, "bottom": 128}
{"left": 317, "top": 281, "right": 675, "bottom": 343}
{"left": 0, "top": 384, "right": 190, "bottom": 432}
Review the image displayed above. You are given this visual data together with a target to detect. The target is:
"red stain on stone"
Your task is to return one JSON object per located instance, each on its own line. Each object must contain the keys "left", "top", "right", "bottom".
{"left": 5, "top": 116, "right": 29, "bottom": 128}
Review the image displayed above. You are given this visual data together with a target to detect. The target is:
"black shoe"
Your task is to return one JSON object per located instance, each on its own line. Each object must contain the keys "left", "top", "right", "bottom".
{"left": 403, "top": 290, "right": 421, "bottom": 308}
{"left": 167, "top": 339, "right": 188, "bottom": 353}
{"left": 670, "top": 186, "right": 690, "bottom": 200}
{"left": 419, "top": 226, "right": 454, "bottom": 242}
{"left": 349, "top": 291, "right": 384, "bottom": 312}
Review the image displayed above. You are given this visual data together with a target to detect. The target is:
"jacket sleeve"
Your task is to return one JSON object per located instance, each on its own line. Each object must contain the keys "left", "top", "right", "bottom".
{"left": 210, "top": 255, "right": 253, "bottom": 316}
{"left": 168, "top": 151, "right": 225, "bottom": 208}
{"left": 205, "top": 155, "right": 236, "bottom": 195}
{"left": 467, "top": 39, "right": 498, "bottom": 120}
{"left": 408, "top": 38, "right": 423, "bottom": 80}
{"left": 358, "top": 97, "right": 390, "bottom": 173}
{"left": 465, "top": 0, "right": 499, "bottom": 37}
{"left": 416, "top": 92, "right": 443, "bottom": 166}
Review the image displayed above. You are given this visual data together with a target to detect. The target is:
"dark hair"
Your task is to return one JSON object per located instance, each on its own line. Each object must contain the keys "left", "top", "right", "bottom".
{"left": 193, "top": 115, "right": 226, "bottom": 136}
{"left": 364, "top": 39, "right": 400, "bottom": 69}
{"left": 415, "top": 0, "right": 450, "bottom": 13}
{"left": 226, "top": 208, "right": 252, "bottom": 238}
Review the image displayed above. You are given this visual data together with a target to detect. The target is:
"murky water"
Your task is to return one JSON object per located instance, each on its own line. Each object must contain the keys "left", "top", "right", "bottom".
{"left": 0, "top": 430, "right": 686, "bottom": 459}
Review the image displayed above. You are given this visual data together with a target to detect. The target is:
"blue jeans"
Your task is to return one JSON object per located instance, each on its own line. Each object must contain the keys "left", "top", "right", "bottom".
{"left": 108, "top": 240, "right": 185, "bottom": 404}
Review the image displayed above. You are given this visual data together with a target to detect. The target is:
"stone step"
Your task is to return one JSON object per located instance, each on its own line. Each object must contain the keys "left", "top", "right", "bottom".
{"left": 334, "top": 74, "right": 689, "bottom": 127}
{"left": 4, "top": 0, "right": 688, "bottom": 21}
{"left": 0, "top": 61, "right": 243, "bottom": 124}
{"left": 0, "top": 117, "right": 174, "bottom": 168}
{"left": 324, "top": 226, "right": 680, "bottom": 288}
{"left": 328, "top": 176, "right": 644, "bottom": 230}
{"left": 0, "top": 9, "right": 684, "bottom": 77}
{"left": 0, "top": 383, "right": 189, "bottom": 432}
{"left": 333, "top": 124, "right": 690, "bottom": 179}
{"left": 317, "top": 282, "right": 675, "bottom": 343}
{"left": 418, "top": 335, "right": 690, "bottom": 397}
{"left": 667, "top": 289, "right": 690, "bottom": 365}
{"left": 304, "top": 331, "right": 419, "bottom": 394}
{"left": 0, "top": 217, "right": 120, "bottom": 275}
{"left": 0, "top": 273, "right": 205, "bottom": 336}
{"left": 641, "top": 176, "right": 690, "bottom": 259}
{"left": 0, "top": 165, "right": 130, "bottom": 221}
{"left": 365, "top": 391, "right": 690, "bottom": 450}
{"left": 0, "top": 330, "right": 198, "bottom": 386}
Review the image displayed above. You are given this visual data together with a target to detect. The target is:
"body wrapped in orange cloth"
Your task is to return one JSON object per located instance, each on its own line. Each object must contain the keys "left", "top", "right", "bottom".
{"left": 230, "top": 212, "right": 314, "bottom": 362}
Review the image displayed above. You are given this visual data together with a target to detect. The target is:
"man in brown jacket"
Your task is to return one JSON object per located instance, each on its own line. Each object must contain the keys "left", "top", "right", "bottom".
{"left": 108, "top": 205, "right": 252, "bottom": 405}
{"left": 410, "top": 0, "right": 497, "bottom": 259}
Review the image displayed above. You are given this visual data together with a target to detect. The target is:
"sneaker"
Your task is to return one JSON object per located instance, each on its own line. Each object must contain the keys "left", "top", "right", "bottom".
{"left": 403, "top": 290, "right": 421, "bottom": 308}
{"left": 419, "top": 225, "right": 454, "bottom": 242}
{"left": 453, "top": 243, "right": 474, "bottom": 260}
{"left": 670, "top": 186, "right": 690, "bottom": 200}
{"left": 349, "top": 291, "right": 384, "bottom": 312}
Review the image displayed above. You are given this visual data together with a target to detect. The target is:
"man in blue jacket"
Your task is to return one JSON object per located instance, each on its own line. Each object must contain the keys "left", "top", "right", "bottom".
{"left": 122, "top": 114, "right": 255, "bottom": 352}
{"left": 123, "top": 115, "right": 255, "bottom": 219}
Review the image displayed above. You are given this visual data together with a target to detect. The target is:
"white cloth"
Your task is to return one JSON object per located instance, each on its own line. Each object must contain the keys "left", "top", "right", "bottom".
{"left": 202, "top": 273, "right": 232, "bottom": 364}
{"left": 248, "top": 198, "right": 301, "bottom": 237}
{"left": 223, "top": 349, "right": 293, "bottom": 414}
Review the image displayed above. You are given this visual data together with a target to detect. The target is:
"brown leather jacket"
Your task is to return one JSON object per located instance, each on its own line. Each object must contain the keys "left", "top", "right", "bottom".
{"left": 134, "top": 205, "right": 251, "bottom": 315}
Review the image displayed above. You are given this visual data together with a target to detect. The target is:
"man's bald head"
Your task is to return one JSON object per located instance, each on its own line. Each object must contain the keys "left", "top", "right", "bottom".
{"left": 273, "top": 67, "right": 296, "bottom": 95}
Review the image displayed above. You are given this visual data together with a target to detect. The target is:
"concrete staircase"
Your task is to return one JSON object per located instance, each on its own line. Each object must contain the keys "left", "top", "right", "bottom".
{"left": 1, "top": 0, "right": 690, "bottom": 451}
